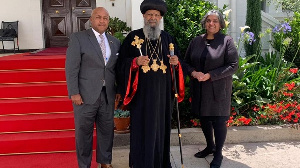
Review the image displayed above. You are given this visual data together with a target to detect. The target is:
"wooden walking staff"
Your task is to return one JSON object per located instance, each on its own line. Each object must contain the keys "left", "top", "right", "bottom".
{"left": 169, "top": 43, "right": 184, "bottom": 168}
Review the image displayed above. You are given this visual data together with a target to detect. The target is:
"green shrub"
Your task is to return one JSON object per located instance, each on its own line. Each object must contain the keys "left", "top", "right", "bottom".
{"left": 164, "top": 0, "right": 217, "bottom": 58}
{"left": 244, "top": 0, "right": 262, "bottom": 58}
{"left": 107, "top": 17, "right": 131, "bottom": 43}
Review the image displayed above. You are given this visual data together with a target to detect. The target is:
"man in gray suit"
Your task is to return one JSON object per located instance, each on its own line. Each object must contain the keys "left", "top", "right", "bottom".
{"left": 65, "top": 7, "right": 121, "bottom": 168}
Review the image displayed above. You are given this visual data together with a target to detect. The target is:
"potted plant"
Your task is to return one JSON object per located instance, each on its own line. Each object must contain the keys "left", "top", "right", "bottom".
{"left": 114, "top": 109, "right": 130, "bottom": 133}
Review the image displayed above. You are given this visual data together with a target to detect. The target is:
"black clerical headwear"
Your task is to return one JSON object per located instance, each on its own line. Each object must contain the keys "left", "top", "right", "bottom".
{"left": 140, "top": 0, "right": 167, "bottom": 16}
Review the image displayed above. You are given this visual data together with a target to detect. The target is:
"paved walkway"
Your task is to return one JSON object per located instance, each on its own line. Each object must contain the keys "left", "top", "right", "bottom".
{"left": 111, "top": 142, "right": 300, "bottom": 168}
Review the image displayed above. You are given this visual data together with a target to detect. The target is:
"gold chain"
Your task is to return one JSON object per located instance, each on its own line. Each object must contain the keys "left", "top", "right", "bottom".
{"left": 146, "top": 38, "right": 160, "bottom": 61}
{"left": 143, "top": 37, "right": 167, "bottom": 73}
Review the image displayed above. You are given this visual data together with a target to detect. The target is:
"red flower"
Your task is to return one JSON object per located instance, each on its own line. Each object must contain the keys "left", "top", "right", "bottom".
{"left": 284, "top": 82, "right": 295, "bottom": 90}
{"left": 243, "top": 118, "right": 252, "bottom": 125}
{"left": 283, "top": 92, "right": 293, "bottom": 97}
{"left": 279, "top": 115, "right": 284, "bottom": 120}
{"left": 289, "top": 68, "right": 298, "bottom": 74}
{"left": 284, "top": 103, "right": 291, "bottom": 109}
{"left": 276, "top": 106, "right": 283, "bottom": 113}
{"left": 252, "top": 106, "right": 260, "bottom": 112}
{"left": 268, "top": 104, "right": 277, "bottom": 109}
{"left": 238, "top": 117, "right": 246, "bottom": 122}
{"left": 260, "top": 114, "right": 267, "bottom": 118}
{"left": 190, "top": 119, "right": 200, "bottom": 127}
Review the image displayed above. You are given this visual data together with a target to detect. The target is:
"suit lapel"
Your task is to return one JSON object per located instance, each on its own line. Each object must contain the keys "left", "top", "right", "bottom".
{"left": 106, "top": 33, "right": 115, "bottom": 66}
{"left": 87, "top": 29, "right": 105, "bottom": 65}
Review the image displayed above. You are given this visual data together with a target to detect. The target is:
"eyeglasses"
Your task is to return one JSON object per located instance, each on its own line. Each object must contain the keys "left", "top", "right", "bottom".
{"left": 146, "top": 13, "right": 161, "bottom": 18}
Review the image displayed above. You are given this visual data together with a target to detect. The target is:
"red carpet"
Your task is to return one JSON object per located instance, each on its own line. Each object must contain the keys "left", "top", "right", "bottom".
{"left": 0, "top": 69, "right": 66, "bottom": 84}
{"left": 0, "top": 50, "right": 96, "bottom": 159}
{"left": 0, "top": 82, "right": 68, "bottom": 99}
{"left": 0, "top": 97, "right": 73, "bottom": 115}
{"left": 0, "top": 113, "right": 74, "bottom": 132}
{"left": 0, "top": 151, "right": 98, "bottom": 168}
{"left": 25, "top": 47, "right": 67, "bottom": 56}
{"left": 0, "top": 53, "right": 66, "bottom": 70}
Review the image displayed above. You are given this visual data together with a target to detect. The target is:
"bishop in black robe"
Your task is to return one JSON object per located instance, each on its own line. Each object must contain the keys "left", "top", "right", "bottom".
{"left": 117, "top": 28, "right": 184, "bottom": 168}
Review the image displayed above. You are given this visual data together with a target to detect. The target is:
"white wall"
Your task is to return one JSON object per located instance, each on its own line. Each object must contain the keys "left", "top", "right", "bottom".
{"left": 0, "top": 0, "right": 44, "bottom": 50}
{"left": 105, "top": 0, "right": 163, "bottom": 31}
{"left": 264, "top": 2, "right": 290, "bottom": 21}
{"left": 97, "top": 0, "right": 128, "bottom": 24}
{"left": 129, "top": 0, "right": 144, "bottom": 30}
{"left": 98, "top": 0, "right": 144, "bottom": 30}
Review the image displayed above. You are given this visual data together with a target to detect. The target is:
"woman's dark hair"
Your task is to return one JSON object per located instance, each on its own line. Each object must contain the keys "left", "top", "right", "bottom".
{"left": 201, "top": 10, "right": 225, "bottom": 30}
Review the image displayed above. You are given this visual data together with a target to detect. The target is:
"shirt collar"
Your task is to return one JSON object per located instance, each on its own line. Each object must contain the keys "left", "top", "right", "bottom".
{"left": 91, "top": 28, "right": 107, "bottom": 39}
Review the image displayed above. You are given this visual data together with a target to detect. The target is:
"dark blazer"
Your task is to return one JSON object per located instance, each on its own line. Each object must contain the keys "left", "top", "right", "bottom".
{"left": 65, "top": 28, "right": 121, "bottom": 105}
{"left": 184, "top": 32, "right": 238, "bottom": 116}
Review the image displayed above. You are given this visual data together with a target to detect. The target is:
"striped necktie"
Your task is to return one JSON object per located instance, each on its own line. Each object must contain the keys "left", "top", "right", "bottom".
{"left": 99, "top": 34, "right": 107, "bottom": 63}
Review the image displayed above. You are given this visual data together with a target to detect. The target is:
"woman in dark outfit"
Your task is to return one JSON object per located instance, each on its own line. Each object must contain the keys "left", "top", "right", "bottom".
{"left": 183, "top": 10, "right": 239, "bottom": 168}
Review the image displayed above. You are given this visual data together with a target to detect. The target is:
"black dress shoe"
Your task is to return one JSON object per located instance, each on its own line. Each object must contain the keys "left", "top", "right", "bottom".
{"left": 210, "top": 155, "right": 223, "bottom": 168}
{"left": 194, "top": 147, "right": 216, "bottom": 158}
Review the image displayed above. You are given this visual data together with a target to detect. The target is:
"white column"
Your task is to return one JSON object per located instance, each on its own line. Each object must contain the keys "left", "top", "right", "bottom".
{"left": 230, "top": 0, "right": 237, "bottom": 42}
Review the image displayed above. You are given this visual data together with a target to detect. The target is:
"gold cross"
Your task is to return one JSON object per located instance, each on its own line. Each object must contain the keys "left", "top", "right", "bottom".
{"left": 169, "top": 43, "right": 174, "bottom": 51}
{"left": 142, "top": 65, "right": 150, "bottom": 73}
{"left": 131, "top": 36, "right": 144, "bottom": 49}
{"left": 160, "top": 61, "right": 167, "bottom": 73}
{"left": 151, "top": 59, "right": 160, "bottom": 72}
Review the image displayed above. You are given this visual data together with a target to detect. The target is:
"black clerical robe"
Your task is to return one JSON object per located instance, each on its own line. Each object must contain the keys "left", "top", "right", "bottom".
{"left": 117, "top": 28, "right": 184, "bottom": 168}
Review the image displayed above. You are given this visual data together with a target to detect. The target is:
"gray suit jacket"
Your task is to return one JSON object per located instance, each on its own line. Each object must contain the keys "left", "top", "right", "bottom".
{"left": 65, "top": 28, "right": 121, "bottom": 105}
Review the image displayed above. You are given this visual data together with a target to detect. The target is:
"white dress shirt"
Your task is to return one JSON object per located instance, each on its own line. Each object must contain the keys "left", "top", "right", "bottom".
{"left": 92, "top": 28, "right": 111, "bottom": 65}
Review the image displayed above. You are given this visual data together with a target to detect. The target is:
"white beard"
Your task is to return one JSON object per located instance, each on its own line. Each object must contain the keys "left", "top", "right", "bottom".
{"left": 143, "top": 20, "right": 161, "bottom": 40}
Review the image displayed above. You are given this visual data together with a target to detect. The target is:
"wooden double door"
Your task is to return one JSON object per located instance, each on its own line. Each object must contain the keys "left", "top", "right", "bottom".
{"left": 43, "top": 0, "right": 96, "bottom": 47}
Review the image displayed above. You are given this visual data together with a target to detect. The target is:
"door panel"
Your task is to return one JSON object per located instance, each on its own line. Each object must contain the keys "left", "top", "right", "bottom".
{"left": 43, "top": 0, "right": 95, "bottom": 47}
{"left": 75, "top": 18, "right": 91, "bottom": 32}
{"left": 43, "top": 0, "right": 71, "bottom": 47}
{"left": 71, "top": 0, "right": 95, "bottom": 32}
